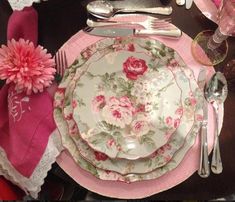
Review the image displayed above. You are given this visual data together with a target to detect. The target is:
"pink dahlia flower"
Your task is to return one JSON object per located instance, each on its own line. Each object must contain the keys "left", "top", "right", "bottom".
{"left": 0, "top": 39, "right": 56, "bottom": 95}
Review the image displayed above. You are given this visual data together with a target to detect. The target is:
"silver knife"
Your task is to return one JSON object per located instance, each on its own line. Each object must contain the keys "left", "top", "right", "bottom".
{"left": 83, "top": 27, "right": 182, "bottom": 38}
{"left": 185, "top": 0, "right": 193, "bottom": 9}
{"left": 197, "top": 68, "right": 210, "bottom": 178}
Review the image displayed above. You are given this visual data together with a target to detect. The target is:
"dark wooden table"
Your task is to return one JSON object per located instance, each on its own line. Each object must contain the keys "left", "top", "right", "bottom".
{"left": 0, "top": 0, "right": 235, "bottom": 200}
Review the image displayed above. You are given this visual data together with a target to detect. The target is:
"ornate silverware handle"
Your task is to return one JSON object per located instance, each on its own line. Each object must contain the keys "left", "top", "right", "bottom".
{"left": 211, "top": 103, "right": 223, "bottom": 174}
{"left": 176, "top": 0, "right": 185, "bottom": 5}
{"left": 120, "top": 7, "right": 173, "bottom": 15}
{"left": 198, "top": 120, "right": 210, "bottom": 178}
{"left": 135, "top": 28, "right": 182, "bottom": 38}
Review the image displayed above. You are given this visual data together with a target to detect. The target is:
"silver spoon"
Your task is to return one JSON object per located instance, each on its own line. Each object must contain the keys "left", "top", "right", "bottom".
{"left": 86, "top": 1, "right": 173, "bottom": 19}
{"left": 204, "top": 72, "right": 228, "bottom": 174}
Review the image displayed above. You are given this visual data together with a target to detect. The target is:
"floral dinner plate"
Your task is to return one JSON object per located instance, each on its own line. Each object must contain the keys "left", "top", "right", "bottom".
{"left": 62, "top": 38, "right": 197, "bottom": 175}
{"left": 72, "top": 38, "right": 184, "bottom": 160}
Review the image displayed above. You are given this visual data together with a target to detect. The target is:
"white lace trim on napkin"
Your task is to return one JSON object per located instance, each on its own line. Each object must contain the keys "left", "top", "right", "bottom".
{"left": 8, "top": 0, "right": 47, "bottom": 11}
{"left": 0, "top": 129, "right": 63, "bottom": 199}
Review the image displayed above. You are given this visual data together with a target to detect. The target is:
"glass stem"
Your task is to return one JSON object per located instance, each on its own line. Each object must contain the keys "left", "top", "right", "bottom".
{"left": 207, "top": 28, "right": 228, "bottom": 50}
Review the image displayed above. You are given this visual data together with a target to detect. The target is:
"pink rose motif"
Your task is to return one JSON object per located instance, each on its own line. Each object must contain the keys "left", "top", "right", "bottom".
{"left": 81, "top": 44, "right": 96, "bottom": 59}
{"left": 94, "top": 151, "right": 108, "bottom": 161}
{"left": 114, "top": 43, "right": 135, "bottom": 52}
{"left": 167, "top": 59, "right": 179, "bottom": 69}
{"left": 54, "top": 97, "right": 64, "bottom": 108}
{"left": 54, "top": 88, "right": 65, "bottom": 107}
{"left": 57, "top": 88, "right": 65, "bottom": 95}
{"left": 149, "top": 151, "right": 158, "bottom": 159}
{"left": 117, "top": 145, "right": 122, "bottom": 151}
{"left": 163, "top": 143, "right": 172, "bottom": 150}
{"left": 69, "top": 124, "right": 78, "bottom": 136}
{"left": 72, "top": 100, "right": 78, "bottom": 109}
{"left": 106, "top": 138, "right": 116, "bottom": 147}
{"left": 135, "top": 104, "right": 146, "bottom": 114}
{"left": 165, "top": 116, "right": 173, "bottom": 126}
{"left": 113, "top": 38, "right": 135, "bottom": 52}
{"left": 131, "top": 114, "right": 150, "bottom": 137}
{"left": 164, "top": 155, "right": 171, "bottom": 162}
{"left": 175, "top": 107, "right": 183, "bottom": 116}
{"left": 190, "top": 97, "right": 197, "bottom": 106}
{"left": 65, "top": 113, "right": 73, "bottom": 120}
{"left": 196, "top": 114, "right": 203, "bottom": 121}
{"left": 123, "top": 56, "right": 148, "bottom": 80}
{"left": 157, "top": 147, "right": 165, "bottom": 155}
{"left": 126, "top": 44, "right": 135, "bottom": 51}
{"left": 174, "top": 118, "right": 181, "bottom": 128}
{"left": 102, "top": 96, "right": 135, "bottom": 128}
{"left": 92, "top": 95, "right": 106, "bottom": 113}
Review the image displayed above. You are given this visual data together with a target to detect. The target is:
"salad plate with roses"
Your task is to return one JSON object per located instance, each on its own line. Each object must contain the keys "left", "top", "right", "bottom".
{"left": 71, "top": 38, "right": 185, "bottom": 160}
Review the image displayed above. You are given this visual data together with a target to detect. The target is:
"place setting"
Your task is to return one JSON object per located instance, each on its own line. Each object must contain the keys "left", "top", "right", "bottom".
{"left": 0, "top": 0, "right": 233, "bottom": 199}
{"left": 53, "top": 0, "right": 229, "bottom": 199}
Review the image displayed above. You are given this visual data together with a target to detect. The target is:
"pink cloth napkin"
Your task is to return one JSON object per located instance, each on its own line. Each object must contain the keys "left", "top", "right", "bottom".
{"left": 212, "top": 0, "right": 221, "bottom": 8}
{"left": 0, "top": 6, "right": 56, "bottom": 177}
{"left": 7, "top": 7, "right": 38, "bottom": 45}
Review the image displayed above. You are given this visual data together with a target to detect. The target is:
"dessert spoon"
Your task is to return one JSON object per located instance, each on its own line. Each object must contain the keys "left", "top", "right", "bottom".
{"left": 204, "top": 72, "right": 228, "bottom": 174}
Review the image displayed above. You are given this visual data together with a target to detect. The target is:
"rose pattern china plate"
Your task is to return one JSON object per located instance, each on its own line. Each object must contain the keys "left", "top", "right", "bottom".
{"left": 54, "top": 37, "right": 203, "bottom": 181}
{"left": 71, "top": 38, "right": 184, "bottom": 160}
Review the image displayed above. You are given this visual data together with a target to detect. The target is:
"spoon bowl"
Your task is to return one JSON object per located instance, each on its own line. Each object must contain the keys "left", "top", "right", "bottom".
{"left": 87, "top": 1, "right": 114, "bottom": 19}
{"left": 205, "top": 72, "right": 228, "bottom": 105}
{"left": 87, "top": 0, "right": 173, "bottom": 19}
{"left": 205, "top": 72, "right": 228, "bottom": 174}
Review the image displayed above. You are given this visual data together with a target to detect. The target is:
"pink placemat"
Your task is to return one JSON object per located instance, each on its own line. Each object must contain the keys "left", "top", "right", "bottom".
{"left": 56, "top": 17, "right": 223, "bottom": 199}
{"left": 194, "top": 0, "right": 218, "bottom": 23}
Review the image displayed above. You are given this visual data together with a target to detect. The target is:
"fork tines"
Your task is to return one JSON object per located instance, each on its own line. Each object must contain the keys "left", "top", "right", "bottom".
{"left": 55, "top": 50, "right": 68, "bottom": 77}
{"left": 147, "top": 16, "right": 172, "bottom": 29}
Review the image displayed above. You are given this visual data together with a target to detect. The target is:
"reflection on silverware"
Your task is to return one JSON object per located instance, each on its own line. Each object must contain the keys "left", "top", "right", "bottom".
{"left": 176, "top": 0, "right": 185, "bottom": 6}
{"left": 197, "top": 68, "right": 210, "bottom": 178}
{"left": 83, "top": 26, "right": 182, "bottom": 38}
{"left": 86, "top": 0, "right": 173, "bottom": 19}
{"left": 86, "top": 17, "right": 172, "bottom": 30}
{"left": 205, "top": 72, "right": 228, "bottom": 174}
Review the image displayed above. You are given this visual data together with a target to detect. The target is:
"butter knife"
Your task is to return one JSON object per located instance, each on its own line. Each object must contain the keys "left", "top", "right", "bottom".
{"left": 83, "top": 27, "right": 182, "bottom": 38}
{"left": 197, "top": 68, "right": 210, "bottom": 178}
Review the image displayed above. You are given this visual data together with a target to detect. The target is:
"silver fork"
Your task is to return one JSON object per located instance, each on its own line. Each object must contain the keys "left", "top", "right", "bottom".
{"left": 86, "top": 16, "right": 172, "bottom": 30}
{"left": 55, "top": 50, "right": 68, "bottom": 77}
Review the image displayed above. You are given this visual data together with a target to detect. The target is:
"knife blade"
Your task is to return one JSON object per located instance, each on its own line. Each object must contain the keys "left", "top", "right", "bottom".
{"left": 83, "top": 27, "right": 182, "bottom": 38}
{"left": 185, "top": 0, "right": 193, "bottom": 9}
{"left": 197, "top": 68, "right": 210, "bottom": 178}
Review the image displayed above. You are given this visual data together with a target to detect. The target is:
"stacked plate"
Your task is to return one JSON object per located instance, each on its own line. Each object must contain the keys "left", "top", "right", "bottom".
{"left": 54, "top": 37, "right": 204, "bottom": 183}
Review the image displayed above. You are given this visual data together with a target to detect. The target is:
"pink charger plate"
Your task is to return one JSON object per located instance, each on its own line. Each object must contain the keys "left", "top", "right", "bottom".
{"left": 56, "top": 16, "right": 224, "bottom": 199}
{"left": 194, "top": 0, "right": 218, "bottom": 23}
